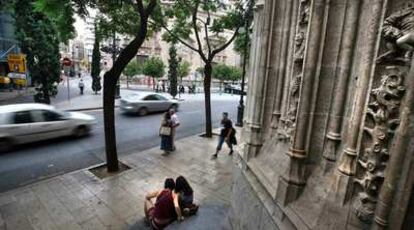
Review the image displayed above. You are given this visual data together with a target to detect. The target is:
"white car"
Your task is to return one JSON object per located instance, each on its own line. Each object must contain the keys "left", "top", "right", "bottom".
{"left": 120, "top": 93, "right": 179, "bottom": 116}
{"left": 0, "top": 103, "right": 96, "bottom": 152}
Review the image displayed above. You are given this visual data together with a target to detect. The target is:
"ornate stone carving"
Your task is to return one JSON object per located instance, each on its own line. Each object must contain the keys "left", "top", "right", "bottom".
{"left": 354, "top": 66, "right": 406, "bottom": 223}
{"left": 353, "top": 6, "right": 414, "bottom": 223}
{"left": 377, "top": 3, "right": 414, "bottom": 63}
{"left": 294, "top": 32, "right": 305, "bottom": 61}
{"left": 299, "top": 0, "right": 310, "bottom": 25}
{"left": 278, "top": 0, "right": 310, "bottom": 142}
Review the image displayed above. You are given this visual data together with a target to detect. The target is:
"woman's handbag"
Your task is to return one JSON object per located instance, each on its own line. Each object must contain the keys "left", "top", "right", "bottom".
{"left": 159, "top": 126, "right": 172, "bottom": 136}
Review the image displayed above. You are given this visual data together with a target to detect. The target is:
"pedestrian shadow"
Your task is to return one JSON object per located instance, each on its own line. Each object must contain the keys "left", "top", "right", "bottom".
{"left": 127, "top": 218, "right": 148, "bottom": 230}
{"left": 166, "top": 204, "right": 229, "bottom": 230}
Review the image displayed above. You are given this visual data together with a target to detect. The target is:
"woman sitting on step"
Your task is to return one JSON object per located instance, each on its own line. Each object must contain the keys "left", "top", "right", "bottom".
{"left": 144, "top": 178, "right": 184, "bottom": 229}
{"left": 175, "top": 176, "right": 199, "bottom": 217}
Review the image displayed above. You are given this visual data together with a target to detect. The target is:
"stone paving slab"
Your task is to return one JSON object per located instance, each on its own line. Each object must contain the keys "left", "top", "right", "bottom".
{"left": 0, "top": 132, "right": 236, "bottom": 230}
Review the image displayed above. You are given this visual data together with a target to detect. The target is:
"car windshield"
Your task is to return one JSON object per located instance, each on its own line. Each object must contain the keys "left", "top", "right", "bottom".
{"left": 59, "top": 111, "right": 70, "bottom": 118}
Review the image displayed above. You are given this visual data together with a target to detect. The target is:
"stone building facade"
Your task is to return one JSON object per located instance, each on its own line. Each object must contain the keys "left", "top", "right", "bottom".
{"left": 227, "top": 0, "right": 414, "bottom": 229}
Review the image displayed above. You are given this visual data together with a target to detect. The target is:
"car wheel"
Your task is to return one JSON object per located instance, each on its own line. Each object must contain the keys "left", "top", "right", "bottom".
{"left": 170, "top": 104, "right": 178, "bottom": 111}
{"left": 73, "top": 126, "right": 89, "bottom": 138}
{"left": 138, "top": 107, "right": 148, "bottom": 116}
{"left": 0, "top": 138, "right": 12, "bottom": 153}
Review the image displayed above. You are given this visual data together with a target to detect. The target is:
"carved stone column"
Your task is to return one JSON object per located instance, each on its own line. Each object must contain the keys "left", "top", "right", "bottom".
{"left": 335, "top": 0, "right": 387, "bottom": 204}
{"left": 242, "top": 0, "right": 274, "bottom": 160}
{"left": 322, "top": 0, "right": 361, "bottom": 171}
{"left": 367, "top": 5, "right": 414, "bottom": 228}
{"left": 276, "top": 0, "right": 310, "bottom": 143}
{"left": 376, "top": 73, "right": 414, "bottom": 226}
{"left": 373, "top": 56, "right": 413, "bottom": 229}
{"left": 277, "top": 0, "right": 327, "bottom": 205}
{"left": 271, "top": 0, "right": 296, "bottom": 130}
{"left": 353, "top": 65, "right": 406, "bottom": 224}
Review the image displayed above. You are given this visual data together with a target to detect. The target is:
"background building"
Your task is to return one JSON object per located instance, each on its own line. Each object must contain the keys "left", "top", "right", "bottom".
{"left": 69, "top": 1, "right": 241, "bottom": 80}
{"left": 0, "top": 13, "right": 19, "bottom": 76}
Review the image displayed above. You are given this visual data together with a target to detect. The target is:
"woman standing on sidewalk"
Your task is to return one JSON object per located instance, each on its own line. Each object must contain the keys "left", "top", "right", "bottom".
{"left": 160, "top": 112, "right": 174, "bottom": 154}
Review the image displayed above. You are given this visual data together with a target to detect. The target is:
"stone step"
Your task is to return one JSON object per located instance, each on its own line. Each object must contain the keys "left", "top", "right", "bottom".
{"left": 166, "top": 204, "right": 230, "bottom": 230}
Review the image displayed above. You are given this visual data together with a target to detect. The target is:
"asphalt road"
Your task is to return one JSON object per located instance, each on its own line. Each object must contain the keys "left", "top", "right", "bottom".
{"left": 0, "top": 99, "right": 239, "bottom": 192}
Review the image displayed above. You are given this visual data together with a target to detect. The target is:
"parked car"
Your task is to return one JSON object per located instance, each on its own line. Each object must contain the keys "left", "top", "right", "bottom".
{"left": 0, "top": 103, "right": 96, "bottom": 152}
{"left": 120, "top": 92, "right": 179, "bottom": 116}
{"left": 224, "top": 84, "right": 247, "bottom": 95}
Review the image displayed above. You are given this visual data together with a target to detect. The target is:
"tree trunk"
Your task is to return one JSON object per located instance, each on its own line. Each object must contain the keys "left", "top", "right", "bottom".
{"left": 41, "top": 77, "right": 50, "bottom": 104}
{"left": 204, "top": 63, "right": 213, "bottom": 137}
{"left": 103, "top": 73, "right": 119, "bottom": 171}
{"left": 102, "top": 5, "right": 154, "bottom": 172}
{"left": 43, "top": 89, "right": 50, "bottom": 104}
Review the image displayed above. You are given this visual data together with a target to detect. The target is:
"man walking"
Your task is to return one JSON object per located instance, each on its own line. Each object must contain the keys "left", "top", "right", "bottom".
{"left": 78, "top": 79, "right": 85, "bottom": 95}
{"left": 212, "top": 112, "right": 236, "bottom": 159}
{"left": 170, "top": 108, "right": 180, "bottom": 151}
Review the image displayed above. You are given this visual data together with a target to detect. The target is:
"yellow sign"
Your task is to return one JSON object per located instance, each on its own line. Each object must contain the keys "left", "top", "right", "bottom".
{"left": 0, "top": 76, "right": 11, "bottom": 84}
{"left": 13, "top": 78, "right": 26, "bottom": 86}
{"left": 7, "top": 54, "right": 27, "bottom": 73}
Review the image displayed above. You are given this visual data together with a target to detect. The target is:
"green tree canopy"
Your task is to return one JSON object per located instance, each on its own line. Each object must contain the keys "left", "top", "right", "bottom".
{"left": 234, "top": 28, "right": 252, "bottom": 58}
{"left": 35, "top": 0, "right": 92, "bottom": 43}
{"left": 212, "top": 63, "right": 241, "bottom": 82}
{"left": 14, "top": 0, "right": 61, "bottom": 104}
{"left": 123, "top": 60, "right": 142, "bottom": 77}
{"left": 178, "top": 60, "right": 191, "bottom": 80}
{"left": 229, "top": 65, "right": 242, "bottom": 81}
{"left": 142, "top": 57, "right": 165, "bottom": 79}
{"left": 96, "top": 2, "right": 141, "bottom": 39}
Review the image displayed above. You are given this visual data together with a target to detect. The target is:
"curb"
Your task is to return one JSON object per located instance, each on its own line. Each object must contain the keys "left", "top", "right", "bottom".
{"left": 64, "top": 105, "right": 120, "bottom": 112}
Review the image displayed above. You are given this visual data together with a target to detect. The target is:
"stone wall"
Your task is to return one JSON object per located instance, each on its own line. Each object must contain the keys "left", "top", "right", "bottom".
{"left": 228, "top": 0, "right": 414, "bottom": 229}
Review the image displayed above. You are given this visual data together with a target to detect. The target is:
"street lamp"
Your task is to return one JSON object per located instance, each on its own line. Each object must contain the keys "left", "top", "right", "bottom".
{"left": 101, "top": 31, "right": 122, "bottom": 98}
{"left": 236, "top": 20, "right": 250, "bottom": 127}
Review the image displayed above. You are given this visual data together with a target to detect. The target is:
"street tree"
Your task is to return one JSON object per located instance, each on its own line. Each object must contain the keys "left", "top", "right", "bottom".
{"left": 101, "top": 1, "right": 158, "bottom": 172}
{"left": 168, "top": 43, "right": 179, "bottom": 98}
{"left": 14, "top": 0, "right": 61, "bottom": 104}
{"left": 37, "top": 0, "right": 158, "bottom": 172}
{"left": 178, "top": 60, "right": 191, "bottom": 84}
{"left": 142, "top": 57, "right": 165, "bottom": 90}
{"left": 123, "top": 60, "right": 142, "bottom": 88}
{"left": 156, "top": 0, "right": 252, "bottom": 137}
{"left": 229, "top": 65, "right": 242, "bottom": 82}
{"left": 233, "top": 5, "right": 254, "bottom": 60}
{"left": 212, "top": 63, "right": 241, "bottom": 90}
{"left": 35, "top": 0, "right": 76, "bottom": 43}
{"left": 91, "top": 23, "right": 102, "bottom": 94}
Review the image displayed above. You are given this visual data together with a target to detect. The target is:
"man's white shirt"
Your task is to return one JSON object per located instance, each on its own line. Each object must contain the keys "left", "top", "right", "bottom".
{"left": 171, "top": 114, "right": 180, "bottom": 126}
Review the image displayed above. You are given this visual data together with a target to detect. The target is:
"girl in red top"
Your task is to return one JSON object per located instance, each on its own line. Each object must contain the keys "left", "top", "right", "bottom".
{"left": 144, "top": 178, "right": 184, "bottom": 229}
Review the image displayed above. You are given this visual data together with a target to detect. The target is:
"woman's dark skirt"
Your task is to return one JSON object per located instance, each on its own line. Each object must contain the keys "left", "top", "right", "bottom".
{"left": 160, "top": 135, "right": 173, "bottom": 152}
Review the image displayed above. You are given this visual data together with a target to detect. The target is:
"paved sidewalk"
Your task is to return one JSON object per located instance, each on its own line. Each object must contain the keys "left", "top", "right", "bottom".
{"left": 0, "top": 133, "right": 235, "bottom": 230}
{"left": 0, "top": 88, "right": 32, "bottom": 104}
